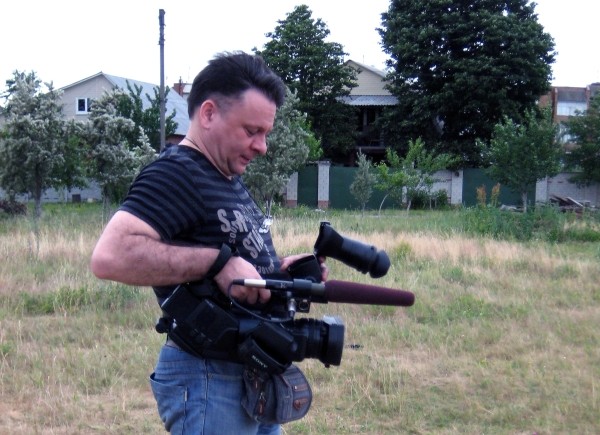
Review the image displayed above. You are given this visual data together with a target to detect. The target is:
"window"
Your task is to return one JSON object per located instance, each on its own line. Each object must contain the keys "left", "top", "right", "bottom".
{"left": 76, "top": 98, "right": 93, "bottom": 114}
{"left": 556, "top": 101, "right": 587, "bottom": 117}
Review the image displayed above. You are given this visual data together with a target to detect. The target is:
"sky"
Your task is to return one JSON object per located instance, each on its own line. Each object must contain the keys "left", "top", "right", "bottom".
{"left": 1, "top": 0, "right": 598, "bottom": 90}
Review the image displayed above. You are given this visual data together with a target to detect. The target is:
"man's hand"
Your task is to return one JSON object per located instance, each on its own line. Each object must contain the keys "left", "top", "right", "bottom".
{"left": 213, "top": 256, "right": 271, "bottom": 304}
{"left": 279, "top": 254, "right": 329, "bottom": 282}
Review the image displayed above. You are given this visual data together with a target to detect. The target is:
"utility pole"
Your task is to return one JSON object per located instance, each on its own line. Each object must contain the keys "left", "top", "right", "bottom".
{"left": 158, "top": 9, "right": 166, "bottom": 151}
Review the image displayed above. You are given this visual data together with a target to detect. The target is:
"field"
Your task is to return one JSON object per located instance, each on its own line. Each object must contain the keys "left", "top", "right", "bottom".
{"left": 0, "top": 204, "right": 599, "bottom": 434}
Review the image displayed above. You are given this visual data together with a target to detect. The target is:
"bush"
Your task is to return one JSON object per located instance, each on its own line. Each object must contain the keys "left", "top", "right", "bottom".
{"left": 0, "top": 199, "right": 27, "bottom": 216}
{"left": 462, "top": 204, "right": 566, "bottom": 242}
{"left": 432, "top": 189, "right": 450, "bottom": 209}
{"left": 409, "top": 189, "right": 450, "bottom": 210}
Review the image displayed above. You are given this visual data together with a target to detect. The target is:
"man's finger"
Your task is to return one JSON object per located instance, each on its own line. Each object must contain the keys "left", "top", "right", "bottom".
{"left": 258, "top": 288, "right": 271, "bottom": 304}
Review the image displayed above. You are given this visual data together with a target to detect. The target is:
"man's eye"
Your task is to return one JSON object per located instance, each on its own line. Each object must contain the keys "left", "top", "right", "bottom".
{"left": 245, "top": 128, "right": 258, "bottom": 136}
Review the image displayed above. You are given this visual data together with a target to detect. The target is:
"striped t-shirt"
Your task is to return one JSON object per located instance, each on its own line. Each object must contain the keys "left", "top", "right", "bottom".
{"left": 120, "top": 145, "right": 280, "bottom": 301}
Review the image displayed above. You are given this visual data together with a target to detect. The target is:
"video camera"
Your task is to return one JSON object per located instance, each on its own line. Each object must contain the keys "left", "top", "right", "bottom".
{"left": 157, "top": 222, "right": 415, "bottom": 374}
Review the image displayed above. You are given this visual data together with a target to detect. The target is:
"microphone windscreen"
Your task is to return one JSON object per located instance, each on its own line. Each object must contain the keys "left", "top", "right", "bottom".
{"left": 323, "top": 280, "right": 415, "bottom": 306}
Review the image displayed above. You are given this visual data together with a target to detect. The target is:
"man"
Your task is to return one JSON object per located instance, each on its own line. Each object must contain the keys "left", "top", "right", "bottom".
{"left": 91, "top": 52, "right": 324, "bottom": 434}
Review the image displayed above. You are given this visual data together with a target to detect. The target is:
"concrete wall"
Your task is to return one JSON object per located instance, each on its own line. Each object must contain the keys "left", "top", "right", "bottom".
{"left": 1, "top": 182, "right": 102, "bottom": 203}
{"left": 536, "top": 173, "right": 600, "bottom": 206}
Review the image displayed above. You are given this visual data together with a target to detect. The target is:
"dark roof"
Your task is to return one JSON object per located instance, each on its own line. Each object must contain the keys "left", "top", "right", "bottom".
{"left": 340, "top": 95, "right": 398, "bottom": 106}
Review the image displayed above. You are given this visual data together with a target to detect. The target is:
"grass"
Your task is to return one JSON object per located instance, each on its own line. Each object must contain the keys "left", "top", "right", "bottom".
{"left": 0, "top": 203, "right": 599, "bottom": 433}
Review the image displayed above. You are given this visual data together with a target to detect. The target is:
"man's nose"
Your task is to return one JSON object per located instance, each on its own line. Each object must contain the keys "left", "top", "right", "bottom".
{"left": 252, "top": 134, "right": 268, "bottom": 155}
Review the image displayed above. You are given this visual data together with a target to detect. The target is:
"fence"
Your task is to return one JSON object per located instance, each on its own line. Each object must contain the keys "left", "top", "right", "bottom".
{"left": 285, "top": 163, "right": 600, "bottom": 209}
{"left": 2, "top": 168, "right": 598, "bottom": 210}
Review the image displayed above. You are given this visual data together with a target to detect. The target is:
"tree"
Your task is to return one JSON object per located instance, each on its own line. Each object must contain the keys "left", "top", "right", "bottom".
{"left": 84, "top": 88, "right": 155, "bottom": 213}
{"left": 0, "top": 71, "right": 69, "bottom": 220}
{"left": 116, "top": 81, "right": 178, "bottom": 152}
{"left": 375, "top": 138, "right": 456, "bottom": 213}
{"left": 375, "top": 148, "right": 407, "bottom": 214}
{"left": 350, "top": 151, "right": 377, "bottom": 214}
{"left": 402, "top": 138, "right": 458, "bottom": 211}
{"left": 564, "top": 92, "right": 600, "bottom": 185}
{"left": 243, "top": 88, "right": 316, "bottom": 216}
{"left": 379, "top": 0, "right": 555, "bottom": 165}
{"left": 480, "top": 107, "right": 562, "bottom": 212}
{"left": 255, "top": 5, "right": 358, "bottom": 162}
{"left": 54, "top": 119, "right": 89, "bottom": 198}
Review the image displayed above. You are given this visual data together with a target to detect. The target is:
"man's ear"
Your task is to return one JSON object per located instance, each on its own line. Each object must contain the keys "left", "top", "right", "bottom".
{"left": 198, "top": 100, "right": 217, "bottom": 126}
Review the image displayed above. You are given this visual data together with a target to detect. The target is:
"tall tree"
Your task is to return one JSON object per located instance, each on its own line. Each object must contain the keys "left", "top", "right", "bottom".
{"left": 480, "top": 107, "right": 562, "bottom": 212}
{"left": 379, "top": 0, "right": 555, "bottom": 165}
{"left": 116, "top": 82, "right": 178, "bottom": 152}
{"left": 255, "top": 5, "right": 358, "bottom": 162}
{"left": 84, "top": 88, "right": 155, "bottom": 213}
{"left": 0, "top": 71, "right": 68, "bottom": 220}
{"left": 54, "top": 119, "right": 89, "bottom": 199}
{"left": 564, "top": 92, "right": 600, "bottom": 185}
{"left": 243, "top": 88, "right": 316, "bottom": 216}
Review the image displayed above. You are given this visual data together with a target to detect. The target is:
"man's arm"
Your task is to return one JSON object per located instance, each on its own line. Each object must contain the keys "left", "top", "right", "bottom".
{"left": 90, "top": 210, "right": 270, "bottom": 304}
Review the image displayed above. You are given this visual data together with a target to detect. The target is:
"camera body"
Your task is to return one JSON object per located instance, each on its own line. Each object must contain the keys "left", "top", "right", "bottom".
{"left": 158, "top": 222, "right": 391, "bottom": 373}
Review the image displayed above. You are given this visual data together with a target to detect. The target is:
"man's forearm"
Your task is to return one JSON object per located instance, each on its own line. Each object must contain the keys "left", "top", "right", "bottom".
{"left": 91, "top": 232, "right": 219, "bottom": 286}
{"left": 91, "top": 210, "right": 221, "bottom": 286}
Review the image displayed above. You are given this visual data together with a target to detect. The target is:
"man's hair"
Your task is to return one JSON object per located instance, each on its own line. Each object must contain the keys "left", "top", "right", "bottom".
{"left": 187, "top": 51, "right": 286, "bottom": 119}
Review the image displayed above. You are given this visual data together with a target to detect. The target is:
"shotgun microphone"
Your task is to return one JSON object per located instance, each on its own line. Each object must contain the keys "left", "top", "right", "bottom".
{"left": 322, "top": 280, "right": 414, "bottom": 306}
{"left": 232, "top": 279, "right": 415, "bottom": 307}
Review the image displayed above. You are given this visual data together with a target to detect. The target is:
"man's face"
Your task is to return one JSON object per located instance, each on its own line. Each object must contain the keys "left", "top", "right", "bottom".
{"left": 206, "top": 89, "right": 277, "bottom": 177}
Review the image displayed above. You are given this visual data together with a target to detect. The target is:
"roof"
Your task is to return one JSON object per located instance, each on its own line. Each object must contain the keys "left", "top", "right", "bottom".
{"left": 61, "top": 72, "right": 189, "bottom": 136}
{"left": 346, "top": 60, "right": 387, "bottom": 78}
{"left": 339, "top": 95, "right": 398, "bottom": 106}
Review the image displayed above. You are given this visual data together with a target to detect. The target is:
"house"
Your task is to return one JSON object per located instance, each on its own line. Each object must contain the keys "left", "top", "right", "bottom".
{"left": 540, "top": 83, "right": 600, "bottom": 122}
{"left": 539, "top": 83, "right": 600, "bottom": 149}
{"left": 341, "top": 60, "right": 397, "bottom": 162}
{"left": 0, "top": 73, "right": 192, "bottom": 203}
{"left": 60, "top": 72, "right": 190, "bottom": 145}
{"left": 170, "top": 60, "right": 398, "bottom": 162}
{"left": 173, "top": 78, "right": 192, "bottom": 100}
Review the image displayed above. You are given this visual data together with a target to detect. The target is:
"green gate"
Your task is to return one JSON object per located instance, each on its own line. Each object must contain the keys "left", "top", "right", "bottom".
{"left": 462, "top": 168, "right": 535, "bottom": 207}
{"left": 328, "top": 166, "right": 391, "bottom": 210}
{"left": 297, "top": 165, "right": 318, "bottom": 207}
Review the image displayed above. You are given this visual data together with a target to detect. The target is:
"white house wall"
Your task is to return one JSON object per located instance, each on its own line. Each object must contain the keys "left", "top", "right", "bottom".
{"left": 61, "top": 75, "right": 114, "bottom": 119}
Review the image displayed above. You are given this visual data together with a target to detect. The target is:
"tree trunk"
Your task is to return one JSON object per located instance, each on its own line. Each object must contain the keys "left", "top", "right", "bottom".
{"left": 521, "top": 191, "right": 528, "bottom": 213}
{"left": 31, "top": 186, "right": 42, "bottom": 259}
{"left": 378, "top": 193, "right": 389, "bottom": 217}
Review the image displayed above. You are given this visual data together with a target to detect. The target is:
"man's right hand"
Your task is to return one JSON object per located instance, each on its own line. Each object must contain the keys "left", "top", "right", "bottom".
{"left": 213, "top": 256, "right": 271, "bottom": 305}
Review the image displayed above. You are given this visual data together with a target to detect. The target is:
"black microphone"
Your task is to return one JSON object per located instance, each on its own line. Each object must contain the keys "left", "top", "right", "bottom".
{"left": 231, "top": 278, "right": 324, "bottom": 298}
{"left": 232, "top": 279, "right": 415, "bottom": 307}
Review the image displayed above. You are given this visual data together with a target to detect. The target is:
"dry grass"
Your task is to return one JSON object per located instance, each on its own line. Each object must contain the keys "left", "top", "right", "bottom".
{"left": 0, "top": 205, "right": 599, "bottom": 433}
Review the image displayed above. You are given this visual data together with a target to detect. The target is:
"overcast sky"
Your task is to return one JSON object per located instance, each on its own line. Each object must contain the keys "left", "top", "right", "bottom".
{"left": 1, "top": 0, "right": 598, "bottom": 90}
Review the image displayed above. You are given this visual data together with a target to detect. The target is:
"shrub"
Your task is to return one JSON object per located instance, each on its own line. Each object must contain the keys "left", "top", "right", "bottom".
{"left": 0, "top": 199, "right": 27, "bottom": 216}
{"left": 462, "top": 203, "right": 566, "bottom": 242}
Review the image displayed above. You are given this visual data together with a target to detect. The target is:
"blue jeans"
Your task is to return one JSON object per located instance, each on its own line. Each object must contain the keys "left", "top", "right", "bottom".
{"left": 150, "top": 343, "right": 280, "bottom": 435}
